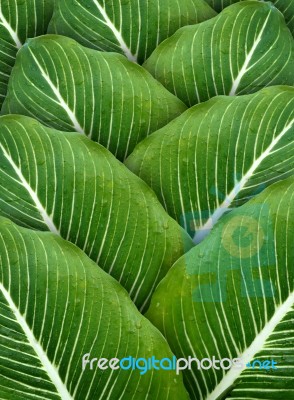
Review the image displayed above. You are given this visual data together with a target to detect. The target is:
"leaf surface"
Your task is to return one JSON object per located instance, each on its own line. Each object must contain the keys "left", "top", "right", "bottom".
{"left": 0, "top": 217, "right": 188, "bottom": 400}
{"left": 0, "top": 0, "right": 54, "bottom": 108}
{"left": 206, "top": 0, "right": 294, "bottom": 35}
{"left": 1, "top": 35, "right": 186, "bottom": 160}
{"left": 125, "top": 86, "right": 294, "bottom": 243}
{"left": 48, "top": 0, "right": 216, "bottom": 64}
{"left": 0, "top": 115, "right": 193, "bottom": 310}
{"left": 146, "top": 176, "right": 294, "bottom": 399}
{"left": 143, "top": 1, "right": 294, "bottom": 106}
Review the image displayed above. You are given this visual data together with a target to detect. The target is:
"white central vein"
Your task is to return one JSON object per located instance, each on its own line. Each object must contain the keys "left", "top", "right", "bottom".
{"left": 0, "top": 283, "right": 73, "bottom": 400}
{"left": 0, "top": 144, "right": 60, "bottom": 235}
{"left": 0, "top": 7, "right": 22, "bottom": 49}
{"left": 229, "top": 12, "right": 271, "bottom": 96}
{"left": 92, "top": 0, "right": 137, "bottom": 62}
{"left": 193, "top": 119, "right": 294, "bottom": 244}
{"left": 28, "top": 50, "right": 85, "bottom": 134}
{"left": 206, "top": 291, "right": 294, "bottom": 400}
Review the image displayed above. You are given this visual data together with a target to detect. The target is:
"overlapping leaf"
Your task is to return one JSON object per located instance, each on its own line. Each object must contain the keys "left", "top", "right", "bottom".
{"left": 143, "top": 1, "right": 294, "bottom": 107}
{"left": 0, "top": 115, "right": 193, "bottom": 310}
{"left": 48, "top": 0, "right": 216, "bottom": 64}
{"left": 205, "top": 0, "right": 294, "bottom": 35}
{"left": 0, "top": 217, "right": 189, "bottom": 399}
{"left": 0, "top": 0, "right": 54, "bottom": 108}
{"left": 146, "top": 177, "right": 294, "bottom": 399}
{"left": 1, "top": 35, "right": 186, "bottom": 160}
{"left": 126, "top": 86, "right": 294, "bottom": 243}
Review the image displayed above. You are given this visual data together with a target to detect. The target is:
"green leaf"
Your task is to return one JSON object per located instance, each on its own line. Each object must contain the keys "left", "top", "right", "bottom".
{"left": 205, "top": 0, "right": 239, "bottom": 12}
{"left": 48, "top": 0, "right": 217, "bottom": 64}
{"left": 205, "top": 0, "right": 294, "bottom": 36}
{"left": 0, "top": 0, "right": 54, "bottom": 108}
{"left": 143, "top": 1, "right": 294, "bottom": 107}
{"left": 0, "top": 216, "right": 189, "bottom": 400}
{"left": 1, "top": 35, "right": 186, "bottom": 161}
{"left": 146, "top": 176, "right": 294, "bottom": 399}
{"left": 0, "top": 115, "right": 193, "bottom": 310}
{"left": 125, "top": 86, "right": 294, "bottom": 243}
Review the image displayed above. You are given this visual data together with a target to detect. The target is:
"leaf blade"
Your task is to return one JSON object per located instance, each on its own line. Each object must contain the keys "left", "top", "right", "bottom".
{"left": 0, "top": 217, "right": 189, "bottom": 399}
{"left": 206, "top": 0, "right": 294, "bottom": 36}
{"left": 48, "top": 0, "right": 217, "bottom": 64}
{"left": 143, "top": 1, "right": 294, "bottom": 106}
{"left": 146, "top": 176, "right": 294, "bottom": 399}
{"left": 1, "top": 35, "right": 186, "bottom": 160}
{"left": 0, "top": 0, "right": 54, "bottom": 108}
{"left": 0, "top": 115, "right": 193, "bottom": 310}
{"left": 125, "top": 86, "right": 294, "bottom": 242}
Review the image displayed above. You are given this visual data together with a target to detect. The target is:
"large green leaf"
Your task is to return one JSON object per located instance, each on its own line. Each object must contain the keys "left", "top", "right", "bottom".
{"left": 143, "top": 1, "right": 294, "bottom": 107}
{"left": 125, "top": 86, "right": 294, "bottom": 243}
{"left": 205, "top": 0, "right": 294, "bottom": 35}
{"left": 1, "top": 35, "right": 186, "bottom": 161}
{"left": 146, "top": 176, "right": 294, "bottom": 399}
{"left": 0, "top": 115, "right": 193, "bottom": 310}
{"left": 0, "top": 0, "right": 54, "bottom": 108}
{"left": 48, "top": 0, "right": 216, "bottom": 64}
{"left": 0, "top": 216, "right": 189, "bottom": 399}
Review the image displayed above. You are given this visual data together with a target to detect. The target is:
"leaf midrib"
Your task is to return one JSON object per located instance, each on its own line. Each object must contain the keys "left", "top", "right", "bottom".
{"left": 229, "top": 10, "right": 272, "bottom": 96}
{"left": 28, "top": 48, "right": 85, "bottom": 135}
{"left": 0, "top": 282, "right": 73, "bottom": 400}
{"left": 205, "top": 291, "right": 294, "bottom": 400}
{"left": 0, "top": 6, "right": 22, "bottom": 49}
{"left": 193, "top": 118, "right": 294, "bottom": 244}
{"left": 92, "top": 0, "right": 137, "bottom": 62}
{"left": 0, "top": 143, "right": 60, "bottom": 235}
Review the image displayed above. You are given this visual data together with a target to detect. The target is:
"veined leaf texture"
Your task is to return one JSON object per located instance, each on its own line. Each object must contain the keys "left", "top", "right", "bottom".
{"left": 0, "top": 1, "right": 294, "bottom": 399}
